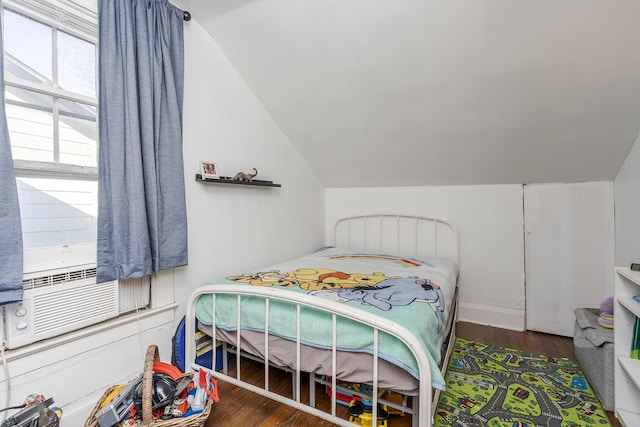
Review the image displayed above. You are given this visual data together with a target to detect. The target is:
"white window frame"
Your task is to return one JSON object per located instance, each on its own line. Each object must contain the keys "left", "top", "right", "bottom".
{"left": 3, "top": 0, "right": 98, "bottom": 275}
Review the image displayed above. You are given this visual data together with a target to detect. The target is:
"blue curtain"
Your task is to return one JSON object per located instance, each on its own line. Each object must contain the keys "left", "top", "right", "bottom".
{"left": 0, "top": 17, "right": 23, "bottom": 305}
{"left": 97, "top": 0, "right": 187, "bottom": 282}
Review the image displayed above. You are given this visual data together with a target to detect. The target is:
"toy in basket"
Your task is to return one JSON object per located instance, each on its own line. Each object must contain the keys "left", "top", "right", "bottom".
{"left": 84, "top": 345, "right": 218, "bottom": 427}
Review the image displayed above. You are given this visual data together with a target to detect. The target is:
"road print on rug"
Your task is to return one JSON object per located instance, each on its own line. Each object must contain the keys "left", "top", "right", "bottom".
{"left": 434, "top": 338, "right": 611, "bottom": 427}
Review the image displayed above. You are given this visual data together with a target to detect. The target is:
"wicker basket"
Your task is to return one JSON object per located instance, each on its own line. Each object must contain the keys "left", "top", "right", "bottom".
{"left": 85, "top": 345, "right": 213, "bottom": 427}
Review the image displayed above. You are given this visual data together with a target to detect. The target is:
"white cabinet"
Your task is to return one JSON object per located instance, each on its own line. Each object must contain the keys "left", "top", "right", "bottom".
{"left": 614, "top": 267, "right": 640, "bottom": 426}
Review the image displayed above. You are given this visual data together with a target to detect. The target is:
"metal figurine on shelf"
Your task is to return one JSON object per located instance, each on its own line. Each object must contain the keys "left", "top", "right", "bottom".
{"left": 232, "top": 168, "right": 258, "bottom": 182}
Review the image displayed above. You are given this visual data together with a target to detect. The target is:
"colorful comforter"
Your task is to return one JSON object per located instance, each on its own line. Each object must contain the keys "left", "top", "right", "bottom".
{"left": 194, "top": 247, "right": 458, "bottom": 390}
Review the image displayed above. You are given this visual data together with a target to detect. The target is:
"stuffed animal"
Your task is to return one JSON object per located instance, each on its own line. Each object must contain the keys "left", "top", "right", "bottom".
{"left": 598, "top": 296, "right": 614, "bottom": 329}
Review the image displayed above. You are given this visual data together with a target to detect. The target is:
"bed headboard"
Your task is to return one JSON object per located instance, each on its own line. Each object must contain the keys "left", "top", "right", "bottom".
{"left": 332, "top": 214, "right": 459, "bottom": 266}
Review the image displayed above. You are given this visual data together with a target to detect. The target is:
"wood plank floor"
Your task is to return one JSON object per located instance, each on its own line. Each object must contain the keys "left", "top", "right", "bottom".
{"left": 204, "top": 322, "right": 621, "bottom": 426}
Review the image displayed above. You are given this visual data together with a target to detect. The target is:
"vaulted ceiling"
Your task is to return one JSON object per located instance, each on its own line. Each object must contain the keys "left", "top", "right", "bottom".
{"left": 179, "top": 0, "right": 640, "bottom": 188}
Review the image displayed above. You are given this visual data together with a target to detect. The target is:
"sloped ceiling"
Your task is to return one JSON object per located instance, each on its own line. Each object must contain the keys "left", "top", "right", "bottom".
{"left": 179, "top": 0, "right": 640, "bottom": 188}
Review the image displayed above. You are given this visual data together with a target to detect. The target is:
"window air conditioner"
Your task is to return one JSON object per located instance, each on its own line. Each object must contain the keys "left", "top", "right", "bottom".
{"left": 3, "top": 267, "right": 150, "bottom": 349}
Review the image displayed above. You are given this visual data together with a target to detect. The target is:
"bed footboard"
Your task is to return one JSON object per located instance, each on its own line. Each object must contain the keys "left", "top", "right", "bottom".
{"left": 185, "top": 285, "right": 436, "bottom": 426}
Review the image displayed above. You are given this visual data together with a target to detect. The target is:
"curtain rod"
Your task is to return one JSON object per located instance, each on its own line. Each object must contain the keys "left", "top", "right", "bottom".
{"left": 183, "top": 10, "right": 191, "bottom": 21}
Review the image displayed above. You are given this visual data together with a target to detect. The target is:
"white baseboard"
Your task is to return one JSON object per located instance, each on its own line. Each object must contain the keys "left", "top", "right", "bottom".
{"left": 457, "top": 301, "right": 526, "bottom": 331}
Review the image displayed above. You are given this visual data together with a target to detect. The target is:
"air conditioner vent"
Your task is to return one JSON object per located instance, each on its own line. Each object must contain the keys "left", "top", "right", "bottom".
{"left": 32, "top": 281, "right": 118, "bottom": 336}
{"left": 23, "top": 267, "right": 97, "bottom": 290}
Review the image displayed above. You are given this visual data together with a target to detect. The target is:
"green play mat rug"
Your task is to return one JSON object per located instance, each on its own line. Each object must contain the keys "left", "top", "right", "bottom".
{"left": 434, "top": 338, "right": 611, "bottom": 427}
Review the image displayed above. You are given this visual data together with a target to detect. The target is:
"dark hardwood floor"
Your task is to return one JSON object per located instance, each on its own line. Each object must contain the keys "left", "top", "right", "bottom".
{"left": 204, "top": 322, "right": 621, "bottom": 426}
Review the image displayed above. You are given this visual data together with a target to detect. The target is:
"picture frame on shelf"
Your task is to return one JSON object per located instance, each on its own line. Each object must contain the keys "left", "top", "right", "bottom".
{"left": 200, "top": 161, "right": 219, "bottom": 180}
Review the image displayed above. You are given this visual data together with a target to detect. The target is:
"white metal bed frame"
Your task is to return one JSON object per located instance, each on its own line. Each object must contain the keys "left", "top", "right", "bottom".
{"left": 185, "top": 214, "right": 460, "bottom": 426}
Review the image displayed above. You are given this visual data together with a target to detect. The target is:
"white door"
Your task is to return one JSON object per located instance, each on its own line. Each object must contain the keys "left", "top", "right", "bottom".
{"left": 524, "top": 182, "right": 615, "bottom": 336}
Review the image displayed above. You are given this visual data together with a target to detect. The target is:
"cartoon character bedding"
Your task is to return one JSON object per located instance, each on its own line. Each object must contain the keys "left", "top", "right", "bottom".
{"left": 194, "top": 247, "right": 458, "bottom": 391}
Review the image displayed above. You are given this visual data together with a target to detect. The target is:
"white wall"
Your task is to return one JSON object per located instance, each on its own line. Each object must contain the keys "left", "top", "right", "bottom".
{"left": 325, "top": 185, "right": 527, "bottom": 330}
{"left": 173, "top": 16, "right": 326, "bottom": 318}
{"left": 326, "top": 182, "right": 617, "bottom": 333}
{"left": 0, "top": 15, "right": 324, "bottom": 426}
{"left": 615, "top": 134, "right": 640, "bottom": 266}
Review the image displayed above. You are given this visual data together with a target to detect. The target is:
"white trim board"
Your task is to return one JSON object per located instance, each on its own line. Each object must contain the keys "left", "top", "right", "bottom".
{"left": 457, "top": 301, "right": 525, "bottom": 331}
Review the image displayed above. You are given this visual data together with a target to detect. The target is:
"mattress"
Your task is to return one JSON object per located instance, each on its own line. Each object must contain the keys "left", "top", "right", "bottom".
{"left": 194, "top": 247, "right": 458, "bottom": 390}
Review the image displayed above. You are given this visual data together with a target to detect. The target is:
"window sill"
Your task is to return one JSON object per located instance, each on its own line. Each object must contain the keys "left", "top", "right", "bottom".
{"left": 1, "top": 303, "right": 177, "bottom": 361}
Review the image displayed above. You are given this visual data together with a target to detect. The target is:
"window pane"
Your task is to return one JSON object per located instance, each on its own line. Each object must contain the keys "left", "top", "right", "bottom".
{"left": 3, "top": 9, "right": 52, "bottom": 83}
{"left": 59, "top": 107, "right": 97, "bottom": 168}
{"left": 17, "top": 177, "right": 97, "bottom": 249}
{"left": 5, "top": 86, "right": 54, "bottom": 163}
{"left": 58, "top": 30, "right": 96, "bottom": 97}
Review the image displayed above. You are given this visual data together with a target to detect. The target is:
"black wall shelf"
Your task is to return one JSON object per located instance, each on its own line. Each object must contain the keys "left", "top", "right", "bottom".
{"left": 195, "top": 174, "right": 281, "bottom": 187}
